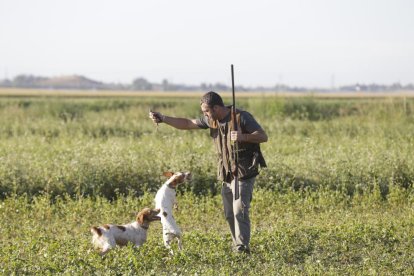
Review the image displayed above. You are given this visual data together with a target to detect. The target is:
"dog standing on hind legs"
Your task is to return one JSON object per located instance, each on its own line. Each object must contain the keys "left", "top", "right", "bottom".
{"left": 155, "top": 171, "right": 192, "bottom": 253}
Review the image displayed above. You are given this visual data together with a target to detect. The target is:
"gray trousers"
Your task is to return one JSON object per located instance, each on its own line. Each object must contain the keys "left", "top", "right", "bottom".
{"left": 221, "top": 176, "right": 255, "bottom": 249}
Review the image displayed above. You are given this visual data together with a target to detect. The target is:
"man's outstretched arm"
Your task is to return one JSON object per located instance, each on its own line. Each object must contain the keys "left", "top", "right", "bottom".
{"left": 149, "top": 111, "right": 200, "bottom": 130}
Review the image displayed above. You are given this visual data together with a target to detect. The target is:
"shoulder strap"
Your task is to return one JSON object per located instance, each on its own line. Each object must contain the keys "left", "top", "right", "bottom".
{"left": 209, "top": 119, "right": 218, "bottom": 129}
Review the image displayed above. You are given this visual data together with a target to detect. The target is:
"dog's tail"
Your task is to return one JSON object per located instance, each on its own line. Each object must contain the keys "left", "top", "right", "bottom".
{"left": 91, "top": 226, "right": 102, "bottom": 236}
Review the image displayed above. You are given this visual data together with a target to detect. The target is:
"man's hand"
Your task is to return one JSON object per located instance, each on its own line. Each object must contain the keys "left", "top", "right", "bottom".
{"left": 149, "top": 111, "right": 164, "bottom": 124}
{"left": 231, "top": 130, "right": 244, "bottom": 142}
{"left": 231, "top": 129, "right": 268, "bottom": 143}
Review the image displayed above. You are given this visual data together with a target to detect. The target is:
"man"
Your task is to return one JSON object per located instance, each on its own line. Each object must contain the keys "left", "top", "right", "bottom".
{"left": 149, "top": 91, "right": 267, "bottom": 254}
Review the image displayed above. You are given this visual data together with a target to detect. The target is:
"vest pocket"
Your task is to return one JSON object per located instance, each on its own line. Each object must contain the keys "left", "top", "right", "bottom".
{"left": 238, "top": 151, "right": 261, "bottom": 180}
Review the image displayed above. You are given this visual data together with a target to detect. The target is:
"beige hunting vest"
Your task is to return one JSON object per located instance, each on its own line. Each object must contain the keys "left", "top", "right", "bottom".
{"left": 209, "top": 110, "right": 266, "bottom": 182}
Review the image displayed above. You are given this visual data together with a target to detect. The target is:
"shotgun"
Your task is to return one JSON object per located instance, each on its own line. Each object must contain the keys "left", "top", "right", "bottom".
{"left": 231, "top": 64, "right": 240, "bottom": 200}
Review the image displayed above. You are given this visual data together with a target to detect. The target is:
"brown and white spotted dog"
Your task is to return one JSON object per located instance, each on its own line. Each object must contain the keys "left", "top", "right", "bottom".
{"left": 155, "top": 171, "right": 192, "bottom": 253}
{"left": 90, "top": 207, "right": 160, "bottom": 255}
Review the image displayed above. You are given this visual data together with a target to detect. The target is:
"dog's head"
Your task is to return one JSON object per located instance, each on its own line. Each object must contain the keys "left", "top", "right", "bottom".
{"left": 163, "top": 171, "right": 192, "bottom": 188}
{"left": 136, "top": 207, "right": 161, "bottom": 227}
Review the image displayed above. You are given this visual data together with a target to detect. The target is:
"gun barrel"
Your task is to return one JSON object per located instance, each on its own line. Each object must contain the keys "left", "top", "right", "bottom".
{"left": 231, "top": 64, "right": 240, "bottom": 200}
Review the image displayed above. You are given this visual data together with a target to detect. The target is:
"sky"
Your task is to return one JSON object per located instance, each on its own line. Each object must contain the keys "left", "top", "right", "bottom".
{"left": 1, "top": 0, "right": 413, "bottom": 88}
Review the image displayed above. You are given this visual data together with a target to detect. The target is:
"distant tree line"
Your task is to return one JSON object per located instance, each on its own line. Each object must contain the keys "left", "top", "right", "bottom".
{"left": 0, "top": 74, "right": 413, "bottom": 92}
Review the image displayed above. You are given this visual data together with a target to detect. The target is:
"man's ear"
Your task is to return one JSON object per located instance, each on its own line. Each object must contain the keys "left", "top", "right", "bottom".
{"left": 163, "top": 172, "right": 174, "bottom": 178}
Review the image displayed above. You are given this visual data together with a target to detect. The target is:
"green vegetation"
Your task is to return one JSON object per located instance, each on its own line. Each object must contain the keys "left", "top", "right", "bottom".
{"left": 1, "top": 94, "right": 414, "bottom": 274}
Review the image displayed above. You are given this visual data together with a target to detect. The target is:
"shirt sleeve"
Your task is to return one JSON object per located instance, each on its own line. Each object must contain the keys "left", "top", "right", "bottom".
{"left": 240, "top": 111, "right": 262, "bottom": 133}
{"left": 195, "top": 115, "right": 210, "bottom": 129}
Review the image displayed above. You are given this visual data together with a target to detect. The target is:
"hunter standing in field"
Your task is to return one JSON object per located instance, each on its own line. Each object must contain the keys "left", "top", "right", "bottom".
{"left": 149, "top": 91, "right": 267, "bottom": 254}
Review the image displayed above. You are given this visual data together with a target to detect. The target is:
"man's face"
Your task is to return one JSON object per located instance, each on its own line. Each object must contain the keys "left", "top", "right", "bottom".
{"left": 201, "top": 103, "right": 219, "bottom": 120}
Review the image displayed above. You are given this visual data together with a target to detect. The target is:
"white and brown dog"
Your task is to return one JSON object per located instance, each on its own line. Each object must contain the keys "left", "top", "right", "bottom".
{"left": 155, "top": 171, "right": 192, "bottom": 252}
{"left": 90, "top": 207, "right": 160, "bottom": 255}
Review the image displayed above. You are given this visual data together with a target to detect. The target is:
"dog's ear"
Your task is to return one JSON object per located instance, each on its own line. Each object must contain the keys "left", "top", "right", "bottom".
{"left": 136, "top": 209, "right": 147, "bottom": 224}
{"left": 163, "top": 172, "right": 174, "bottom": 178}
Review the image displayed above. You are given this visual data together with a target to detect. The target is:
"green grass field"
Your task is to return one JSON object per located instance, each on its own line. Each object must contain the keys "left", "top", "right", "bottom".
{"left": 1, "top": 90, "right": 414, "bottom": 274}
